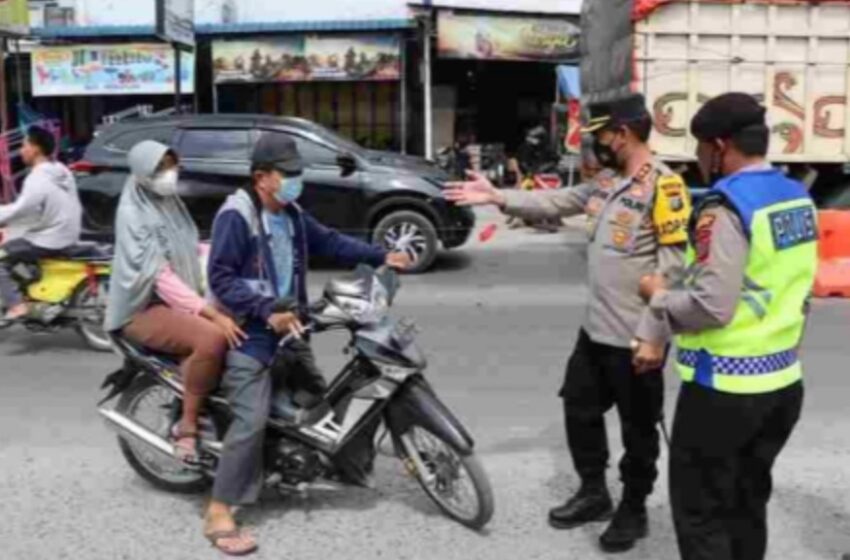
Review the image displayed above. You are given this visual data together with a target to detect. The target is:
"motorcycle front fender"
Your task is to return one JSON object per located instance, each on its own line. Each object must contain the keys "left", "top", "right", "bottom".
{"left": 385, "top": 376, "right": 475, "bottom": 456}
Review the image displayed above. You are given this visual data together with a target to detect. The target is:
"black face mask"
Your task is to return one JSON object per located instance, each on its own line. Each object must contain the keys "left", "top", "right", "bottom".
{"left": 592, "top": 137, "right": 618, "bottom": 169}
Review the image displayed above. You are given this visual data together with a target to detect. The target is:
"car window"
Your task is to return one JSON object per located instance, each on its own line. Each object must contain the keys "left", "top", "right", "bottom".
{"left": 104, "top": 126, "right": 175, "bottom": 152}
{"left": 178, "top": 129, "right": 252, "bottom": 161}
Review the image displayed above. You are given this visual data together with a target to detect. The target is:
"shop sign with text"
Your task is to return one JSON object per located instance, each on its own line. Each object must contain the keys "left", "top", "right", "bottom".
{"left": 32, "top": 44, "right": 195, "bottom": 97}
{"left": 438, "top": 12, "right": 580, "bottom": 62}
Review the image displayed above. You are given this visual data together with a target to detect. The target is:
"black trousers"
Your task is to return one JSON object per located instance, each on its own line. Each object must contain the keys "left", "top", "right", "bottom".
{"left": 561, "top": 329, "right": 664, "bottom": 503}
{"left": 669, "top": 381, "right": 804, "bottom": 560}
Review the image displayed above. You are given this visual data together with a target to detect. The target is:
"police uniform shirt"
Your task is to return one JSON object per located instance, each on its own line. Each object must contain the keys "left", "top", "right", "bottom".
{"left": 639, "top": 163, "right": 770, "bottom": 340}
{"left": 501, "top": 158, "right": 691, "bottom": 348}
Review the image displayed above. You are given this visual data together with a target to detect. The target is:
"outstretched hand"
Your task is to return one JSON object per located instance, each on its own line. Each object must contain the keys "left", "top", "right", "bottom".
{"left": 385, "top": 251, "right": 413, "bottom": 270}
{"left": 444, "top": 171, "right": 506, "bottom": 208}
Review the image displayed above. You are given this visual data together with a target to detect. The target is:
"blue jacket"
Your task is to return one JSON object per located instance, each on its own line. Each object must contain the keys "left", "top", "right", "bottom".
{"left": 208, "top": 188, "right": 387, "bottom": 365}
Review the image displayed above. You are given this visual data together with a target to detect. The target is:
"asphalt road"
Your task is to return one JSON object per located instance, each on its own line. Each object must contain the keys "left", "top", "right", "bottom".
{"left": 2, "top": 207, "right": 850, "bottom": 560}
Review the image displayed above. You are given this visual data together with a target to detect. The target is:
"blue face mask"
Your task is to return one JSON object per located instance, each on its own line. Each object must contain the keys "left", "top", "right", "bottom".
{"left": 275, "top": 176, "right": 303, "bottom": 204}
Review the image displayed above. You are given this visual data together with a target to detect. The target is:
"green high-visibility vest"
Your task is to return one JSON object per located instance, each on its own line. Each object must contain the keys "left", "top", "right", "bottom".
{"left": 676, "top": 169, "right": 818, "bottom": 395}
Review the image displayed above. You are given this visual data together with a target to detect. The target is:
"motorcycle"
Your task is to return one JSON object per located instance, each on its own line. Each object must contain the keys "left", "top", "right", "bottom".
{"left": 0, "top": 241, "right": 112, "bottom": 351}
{"left": 98, "top": 265, "right": 495, "bottom": 530}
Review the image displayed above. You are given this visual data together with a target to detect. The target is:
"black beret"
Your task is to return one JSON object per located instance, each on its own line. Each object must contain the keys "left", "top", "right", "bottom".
{"left": 691, "top": 92, "right": 767, "bottom": 141}
{"left": 582, "top": 94, "right": 651, "bottom": 133}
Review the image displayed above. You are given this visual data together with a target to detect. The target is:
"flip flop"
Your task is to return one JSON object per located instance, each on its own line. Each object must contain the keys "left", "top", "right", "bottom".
{"left": 205, "top": 528, "right": 258, "bottom": 556}
{"left": 170, "top": 424, "right": 200, "bottom": 466}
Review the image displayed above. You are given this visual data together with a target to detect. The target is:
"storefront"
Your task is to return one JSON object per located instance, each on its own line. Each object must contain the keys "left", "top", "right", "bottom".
{"left": 210, "top": 30, "right": 413, "bottom": 152}
{"left": 430, "top": 10, "right": 580, "bottom": 157}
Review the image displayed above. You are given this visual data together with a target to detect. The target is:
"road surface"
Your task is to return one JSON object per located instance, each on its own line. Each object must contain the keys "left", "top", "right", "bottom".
{"left": 2, "top": 207, "right": 849, "bottom": 560}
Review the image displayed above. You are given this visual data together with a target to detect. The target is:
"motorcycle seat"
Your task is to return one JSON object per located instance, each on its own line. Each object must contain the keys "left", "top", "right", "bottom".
{"left": 110, "top": 334, "right": 180, "bottom": 372}
{"left": 60, "top": 243, "right": 113, "bottom": 262}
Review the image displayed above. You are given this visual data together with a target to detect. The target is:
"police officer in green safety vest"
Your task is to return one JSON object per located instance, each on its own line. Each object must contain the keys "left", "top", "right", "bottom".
{"left": 637, "top": 92, "right": 818, "bottom": 560}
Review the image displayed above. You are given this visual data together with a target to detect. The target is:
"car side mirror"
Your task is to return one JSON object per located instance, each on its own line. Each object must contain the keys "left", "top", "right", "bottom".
{"left": 337, "top": 153, "right": 358, "bottom": 176}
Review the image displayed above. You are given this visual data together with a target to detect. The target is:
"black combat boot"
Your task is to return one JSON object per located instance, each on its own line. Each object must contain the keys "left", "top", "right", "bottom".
{"left": 598, "top": 498, "right": 649, "bottom": 553}
{"left": 548, "top": 481, "right": 614, "bottom": 530}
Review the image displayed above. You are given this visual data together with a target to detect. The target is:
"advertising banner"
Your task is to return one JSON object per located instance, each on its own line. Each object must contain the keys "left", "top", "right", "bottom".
{"left": 32, "top": 44, "right": 195, "bottom": 97}
{"left": 437, "top": 12, "right": 580, "bottom": 62}
{"left": 213, "top": 35, "right": 401, "bottom": 84}
{"left": 0, "top": 0, "right": 28, "bottom": 36}
{"left": 156, "top": 0, "right": 195, "bottom": 48}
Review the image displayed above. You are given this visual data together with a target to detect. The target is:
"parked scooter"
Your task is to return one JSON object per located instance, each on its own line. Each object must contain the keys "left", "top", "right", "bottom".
{"left": 98, "top": 265, "right": 495, "bottom": 530}
{"left": 0, "top": 234, "right": 112, "bottom": 351}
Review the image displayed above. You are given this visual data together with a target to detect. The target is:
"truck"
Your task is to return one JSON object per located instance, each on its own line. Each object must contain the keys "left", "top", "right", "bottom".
{"left": 581, "top": 0, "right": 850, "bottom": 208}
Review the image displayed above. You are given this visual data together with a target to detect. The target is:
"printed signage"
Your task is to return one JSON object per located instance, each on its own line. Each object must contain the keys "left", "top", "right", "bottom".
{"left": 156, "top": 0, "right": 195, "bottom": 48}
{"left": 213, "top": 35, "right": 401, "bottom": 84}
{"left": 0, "top": 0, "right": 29, "bottom": 36}
{"left": 32, "top": 44, "right": 195, "bottom": 97}
{"left": 438, "top": 12, "right": 580, "bottom": 62}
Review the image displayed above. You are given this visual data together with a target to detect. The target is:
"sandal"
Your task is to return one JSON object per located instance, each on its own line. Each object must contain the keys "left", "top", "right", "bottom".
{"left": 170, "top": 423, "right": 199, "bottom": 465}
{"left": 205, "top": 528, "right": 258, "bottom": 556}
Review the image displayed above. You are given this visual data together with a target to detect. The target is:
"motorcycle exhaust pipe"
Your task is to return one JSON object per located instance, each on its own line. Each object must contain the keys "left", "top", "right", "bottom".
{"left": 98, "top": 407, "right": 174, "bottom": 457}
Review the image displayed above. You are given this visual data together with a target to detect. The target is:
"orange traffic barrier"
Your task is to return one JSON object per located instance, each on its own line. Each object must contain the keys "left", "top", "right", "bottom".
{"left": 813, "top": 210, "right": 850, "bottom": 298}
{"left": 817, "top": 210, "right": 850, "bottom": 261}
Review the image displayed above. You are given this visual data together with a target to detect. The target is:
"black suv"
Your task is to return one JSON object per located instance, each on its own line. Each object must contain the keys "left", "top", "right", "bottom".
{"left": 74, "top": 114, "right": 474, "bottom": 272}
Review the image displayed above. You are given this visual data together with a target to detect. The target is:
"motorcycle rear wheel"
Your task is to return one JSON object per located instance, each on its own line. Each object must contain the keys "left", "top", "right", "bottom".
{"left": 400, "top": 426, "right": 494, "bottom": 530}
{"left": 73, "top": 274, "right": 112, "bottom": 352}
{"left": 116, "top": 377, "right": 209, "bottom": 494}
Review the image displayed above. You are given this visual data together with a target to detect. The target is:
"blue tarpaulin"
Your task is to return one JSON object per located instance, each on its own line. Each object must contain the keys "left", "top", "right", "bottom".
{"left": 557, "top": 65, "right": 581, "bottom": 99}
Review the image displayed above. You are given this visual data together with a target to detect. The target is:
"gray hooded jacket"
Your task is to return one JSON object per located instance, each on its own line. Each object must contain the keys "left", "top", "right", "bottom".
{"left": 0, "top": 161, "right": 81, "bottom": 249}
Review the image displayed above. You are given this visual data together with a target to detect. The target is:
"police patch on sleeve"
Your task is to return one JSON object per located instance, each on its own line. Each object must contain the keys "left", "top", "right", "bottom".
{"left": 769, "top": 206, "right": 817, "bottom": 250}
{"left": 653, "top": 174, "right": 692, "bottom": 245}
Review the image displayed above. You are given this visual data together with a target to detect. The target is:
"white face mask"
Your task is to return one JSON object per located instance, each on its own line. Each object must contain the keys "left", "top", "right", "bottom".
{"left": 148, "top": 169, "right": 179, "bottom": 197}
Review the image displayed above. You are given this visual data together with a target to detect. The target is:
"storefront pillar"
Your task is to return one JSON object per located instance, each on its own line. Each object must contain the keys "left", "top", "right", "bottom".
{"left": 423, "top": 18, "right": 434, "bottom": 160}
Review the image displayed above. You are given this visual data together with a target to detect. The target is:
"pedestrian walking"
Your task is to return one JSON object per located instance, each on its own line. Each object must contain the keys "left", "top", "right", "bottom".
{"left": 446, "top": 94, "right": 692, "bottom": 553}
{"left": 639, "top": 92, "right": 818, "bottom": 560}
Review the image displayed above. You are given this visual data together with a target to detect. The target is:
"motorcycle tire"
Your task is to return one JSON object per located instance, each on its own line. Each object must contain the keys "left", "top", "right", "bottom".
{"left": 400, "top": 425, "right": 494, "bottom": 530}
{"left": 73, "top": 274, "right": 113, "bottom": 352}
{"left": 116, "top": 376, "right": 210, "bottom": 495}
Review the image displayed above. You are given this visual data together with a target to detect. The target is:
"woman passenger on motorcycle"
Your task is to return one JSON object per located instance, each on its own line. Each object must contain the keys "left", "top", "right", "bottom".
{"left": 104, "top": 140, "right": 245, "bottom": 463}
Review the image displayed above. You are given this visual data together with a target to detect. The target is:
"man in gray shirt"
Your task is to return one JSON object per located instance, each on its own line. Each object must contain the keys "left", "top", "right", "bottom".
{"left": 446, "top": 94, "right": 691, "bottom": 553}
{"left": 0, "top": 126, "right": 81, "bottom": 320}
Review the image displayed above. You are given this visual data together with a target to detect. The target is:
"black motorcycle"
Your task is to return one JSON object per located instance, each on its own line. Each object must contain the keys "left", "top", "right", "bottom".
{"left": 98, "top": 266, "right": 494, "bottom": 530}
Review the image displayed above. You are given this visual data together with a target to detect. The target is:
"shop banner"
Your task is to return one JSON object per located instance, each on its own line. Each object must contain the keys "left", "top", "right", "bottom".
{"left": 32, "top": 44, "right": 195, "bottom": 97}
{"left": 0, "top": 0, "right": 29, "bottom": 36}
{"left": 438, "top": 12, "right": 580, "bottom": 62}
{"left": 156, "top": 0, "right": 195, "bottom": 48}
{"left": 213, "top": 35, "right": 401, "bottom": 84}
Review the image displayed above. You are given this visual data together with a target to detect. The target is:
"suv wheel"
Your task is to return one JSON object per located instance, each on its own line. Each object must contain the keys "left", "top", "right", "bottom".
{"left": 373, "top": 210, "right": 439, "bottom": 274}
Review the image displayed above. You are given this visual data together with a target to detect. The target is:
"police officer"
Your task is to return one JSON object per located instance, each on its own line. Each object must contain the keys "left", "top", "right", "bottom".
{"left": 446, "top": 94, "right": 692, "bottom": 553}
{"left": 639, "top": 93, "right": 817, "bottom": 560}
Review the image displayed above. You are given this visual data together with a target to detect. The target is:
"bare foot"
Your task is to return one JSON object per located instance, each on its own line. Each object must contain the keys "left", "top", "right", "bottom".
{"left": 204, "top": 503, "right": 257, "bottom": 556}
{"left": 4, "top": 303, "right": 29, "bottom": 321}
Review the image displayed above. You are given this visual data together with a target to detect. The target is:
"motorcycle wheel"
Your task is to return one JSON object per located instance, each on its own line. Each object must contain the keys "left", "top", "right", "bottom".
{"left": 73, "top": 274, "right": 112, "bottom": 352}
{"left": 116, "top": 376, "right": 209, "bottom": 494}
{"left": 400, "top": 425, "right": 494, "bottom": 530}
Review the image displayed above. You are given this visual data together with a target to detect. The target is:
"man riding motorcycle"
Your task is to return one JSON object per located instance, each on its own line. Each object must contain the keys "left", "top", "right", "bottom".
{"left": 203, "top": 132, "right": 411, "bottom": 556}
{"left": 0, "top": 126, "right": 82, "bottom": 321}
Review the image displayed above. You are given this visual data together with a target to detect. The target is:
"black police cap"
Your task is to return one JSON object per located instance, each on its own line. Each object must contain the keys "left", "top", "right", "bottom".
{"left": 691, "top": 92, "right": 767, "bottom": 142}
{"left": 252, "top": 132, "right": 304, "bottom": 174}
{"left": 582, "top": 94, "right": 650, "bottom": 133}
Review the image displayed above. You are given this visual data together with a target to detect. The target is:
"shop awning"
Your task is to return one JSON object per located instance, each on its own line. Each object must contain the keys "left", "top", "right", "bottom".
{"left": 32, "top": 19, "right": 415, "bottom": 40}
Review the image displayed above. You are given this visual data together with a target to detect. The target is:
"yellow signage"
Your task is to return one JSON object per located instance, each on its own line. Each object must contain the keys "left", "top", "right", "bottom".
{"left": 0, "top": 0, "right": 28, "bottom": 36}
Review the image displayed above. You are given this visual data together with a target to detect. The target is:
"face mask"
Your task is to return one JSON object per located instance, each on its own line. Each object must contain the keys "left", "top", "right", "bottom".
{"left": 275, "top": 176, "right": 303, "bottom": 205}
{"left": 149, "top": 169, "right": 179, "bottom": 197}
{"left": 700, "top": 143, "right": 725, "bottom": 186}
{"left": 592, "top": 136, "right": 620, "bottom": 170}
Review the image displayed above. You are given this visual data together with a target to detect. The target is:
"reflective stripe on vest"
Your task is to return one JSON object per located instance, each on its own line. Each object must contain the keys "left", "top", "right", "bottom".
{"left": 675, "top": 169, "right": 817, "bottom": 395}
